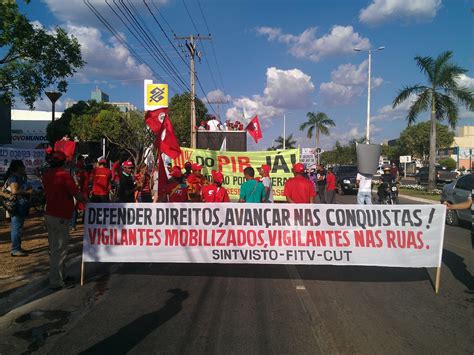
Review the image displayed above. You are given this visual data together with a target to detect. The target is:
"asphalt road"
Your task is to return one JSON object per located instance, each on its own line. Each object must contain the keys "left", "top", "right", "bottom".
{"left": 0, "top": 194, "right": 472, "bottom": 354}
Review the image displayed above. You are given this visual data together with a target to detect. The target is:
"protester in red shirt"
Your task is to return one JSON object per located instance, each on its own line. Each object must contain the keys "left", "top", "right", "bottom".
{"left": 160, "top": 166, "right": 189, "bottom": 202}
{"left": 42, "top": 151, "right": 86, "bottom": 290}
{"left": 135, "top": 163, "right": 152, "bottom": 202}
{"left": 283, "top": 163, "right": 316, "bottom": 204}
{"left": 202, "top": 170, "right": 230, "bottom": 202}
{"left": 111, "top": 159, "right": 122, "bottom": 183}
{"left": 325, "top": 166, "right": 336, "bottom": 204}
{"left": 90, "top": 158, "right": 112, "bottom": 202}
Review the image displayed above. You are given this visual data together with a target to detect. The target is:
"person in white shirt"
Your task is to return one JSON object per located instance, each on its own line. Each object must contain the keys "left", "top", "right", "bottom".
{"left": 207, "top": 117, "right": 222, "bottom": 131}
{"left": 356, "top": 172, "right": 373, "bottom": 205}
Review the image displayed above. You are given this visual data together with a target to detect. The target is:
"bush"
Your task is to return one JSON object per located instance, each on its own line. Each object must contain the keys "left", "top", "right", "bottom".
{"left": 438, "top": 157, "right": 456, "bottom": 170}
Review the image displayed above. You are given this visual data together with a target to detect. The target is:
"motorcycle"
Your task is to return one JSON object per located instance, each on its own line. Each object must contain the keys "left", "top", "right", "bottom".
{"left": 381, "top": 182, "right": 399, "bottom": 204}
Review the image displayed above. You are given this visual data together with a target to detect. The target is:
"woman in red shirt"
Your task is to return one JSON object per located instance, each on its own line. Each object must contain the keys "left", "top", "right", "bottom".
{"left": 325, "top": 166, "right": 336, "bottom": 204}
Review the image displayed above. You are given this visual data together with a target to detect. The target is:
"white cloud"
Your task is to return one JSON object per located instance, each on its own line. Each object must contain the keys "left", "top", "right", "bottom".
{"left": 203, "top": 89, "right": 231, "bottom": 103}
{"left": 256, "top": 26, "right": 371, "bottom": 62}
{"left": 456, "top": 74, "right": 474, "bottom": 89}
{"left": 320, "top": 60, "right": 383, "bottom": 105}
{"left": 225, "top": 68, "right": 315, "bottom": 124}
{"left": 65, "top": 24, "right": 153, "bottom": 83}
{"left": 372, "top": 95, "right": 415, "bottom": 121}
{"left": 359, "top": 0, "right": 441, "bottom": 25}
{"left": 263, "top": 67, "right": 315, "bottom": 108}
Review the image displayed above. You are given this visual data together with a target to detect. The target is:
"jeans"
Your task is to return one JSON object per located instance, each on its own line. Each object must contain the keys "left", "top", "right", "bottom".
{"left": 11, "top": 214, "right": 26, "bottom": 252}
{"left": 357, "top": 191, "right": 372, "bottom": 205}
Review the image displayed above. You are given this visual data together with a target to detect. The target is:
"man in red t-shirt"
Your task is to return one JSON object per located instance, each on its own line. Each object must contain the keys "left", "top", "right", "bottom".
{"left": 42, "top": 151, "right": 86, "bottom": 290}
{"left": 90, "top": 158, "right": 112, "bottom": 202}
{"left": 160, "top": 166, "right": 189, "bottom": 202}
{"left": 202, "top": 170, "right": 230, "bottom": 202}
{"left": 283, "top": 163, "right": 316, "bottom": 204}
{"left": 325, "top": 166, "right": 336, "bottom": 204}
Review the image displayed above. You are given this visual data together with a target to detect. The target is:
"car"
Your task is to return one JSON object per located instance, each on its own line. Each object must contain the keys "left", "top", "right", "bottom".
{"left": 440, "top": 173, "right": 473, "bottom": 225}
{"left": 333, "top": 165, "right": 358, "bottom": 195}
{"left": 415, "top": 165, "right": 458, "bottom": 186}
{"left": 374, "top": 165, "right": 385, "bottom": 177}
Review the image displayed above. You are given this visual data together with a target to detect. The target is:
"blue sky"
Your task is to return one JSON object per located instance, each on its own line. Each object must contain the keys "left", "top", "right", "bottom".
{"left": 16, "top": 0, "right": 473, "bottom": 150}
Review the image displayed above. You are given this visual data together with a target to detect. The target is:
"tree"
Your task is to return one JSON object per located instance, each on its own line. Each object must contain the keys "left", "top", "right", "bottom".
{"left": 168, "top": 93, "right": 208, "bottom": 147}
{"left": 438, "top": 157, "right": 456, "bottom": 170}
{"left": 0, "top": 1, "right": 85, "bottom": 108}
{"left": 392, "top": 51, "right": 473, "bottom": 190}
{"left": 70, "top": 108, "right": 154, "bottom": 165}
{"left": 270, "top": 134, "right": 297, "bottom": 150}
{"left": 299, "top": 112, "right": 336, "bottom": 148}
{"left": 396, "top": 121, "right": 454, "bottom": 162}
{"left": 380, "top": 144, "right": 398, "bottom": 161}
{"left": 47, "top": 100, "right": 116, "bottom": 143}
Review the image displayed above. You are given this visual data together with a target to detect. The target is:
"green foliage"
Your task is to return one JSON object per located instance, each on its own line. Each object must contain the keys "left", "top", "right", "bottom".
{"left": 320, "top": 138, "right": 364, "bottom": 165}
{"left": 380, "top": 144, "right": 398, "bottom": 159}
{"left": 396, "top": 121, "right": 454, "bottom": 161}
{"left": 438, "top": 157, "right": 456, "bottom": 170}
{"left": 299, "top": 112, "right": 336, "bottom": 147}
{"left": 0, "top": 1, "right": 85, "bottom": 108}
{"left": 270, "top": 134, "right": 297, "bottom": 150}
{"left": 168, "top": 93, "right": 208, "bottom": 147}
{"left": 47, "top": 100, "right": 116, "bottom": 143}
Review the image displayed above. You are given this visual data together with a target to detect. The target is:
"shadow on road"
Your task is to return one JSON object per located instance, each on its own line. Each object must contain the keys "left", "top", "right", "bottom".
{"left": 442, "top": 249, "right": 474, "bottom": 291}
{"left": 79, "top": 288, "right": 189, "bottom": 355}
{"left": 116, "top": 263, "right": 430, "bottom": 283}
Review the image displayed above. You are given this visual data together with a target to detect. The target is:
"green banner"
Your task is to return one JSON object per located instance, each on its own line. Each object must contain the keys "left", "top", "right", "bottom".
{"left": 174, "top": 148, "right": 300, "bottom": 201}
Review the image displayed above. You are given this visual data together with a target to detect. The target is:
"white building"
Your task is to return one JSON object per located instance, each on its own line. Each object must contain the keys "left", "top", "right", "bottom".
{"left": 0, "top": 109, "right": 62, "bottom": 149}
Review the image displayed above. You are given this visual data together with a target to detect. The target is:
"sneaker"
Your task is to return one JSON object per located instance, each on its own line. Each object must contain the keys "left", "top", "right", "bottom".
{"left": 11, "top": 250, "right": 28, "bottom": 257}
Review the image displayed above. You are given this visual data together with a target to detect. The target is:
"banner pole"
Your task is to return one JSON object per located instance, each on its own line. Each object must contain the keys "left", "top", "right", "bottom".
{"left": 435, "top": 266, "right": 441, "bottom": 294}
{"left": 80, "top": 260, "right": 85, "bottom": 286}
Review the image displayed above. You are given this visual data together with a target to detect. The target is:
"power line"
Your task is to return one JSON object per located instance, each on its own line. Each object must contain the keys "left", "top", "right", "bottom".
{"left": 197, "top": 0, "right": 227, "bottom": 95}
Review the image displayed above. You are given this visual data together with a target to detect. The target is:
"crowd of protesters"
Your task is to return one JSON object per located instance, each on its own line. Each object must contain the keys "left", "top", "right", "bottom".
{"left": 197, "top": 116, "right": 245, "bottom": 131}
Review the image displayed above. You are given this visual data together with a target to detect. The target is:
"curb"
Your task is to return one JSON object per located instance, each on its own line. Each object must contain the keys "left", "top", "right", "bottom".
{"left": 398, "top": 193, "right": 439, "bottom": 205}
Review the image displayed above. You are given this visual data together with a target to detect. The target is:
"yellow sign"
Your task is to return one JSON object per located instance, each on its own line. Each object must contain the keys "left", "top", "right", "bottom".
{"left": 173, "top": 148, "right": 300, "bottom": 201}
{"left": 146, "top": 84, "right": 168, "bottom": 108}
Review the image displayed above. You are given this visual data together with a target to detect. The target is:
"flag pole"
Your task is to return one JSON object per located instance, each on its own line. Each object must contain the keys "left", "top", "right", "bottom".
{"left": 435, "top": 266, "right": 441, "bottom": 294}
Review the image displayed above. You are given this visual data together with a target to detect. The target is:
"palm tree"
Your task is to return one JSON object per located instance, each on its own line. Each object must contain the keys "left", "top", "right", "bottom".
{"left": 392, "top": 51, "right": 473, "bottom": 190}
{"left": 299, "top": 112, "right": 336, "bottom": 149}
{"left": 272, "top": 134, "right": 297, "bottom": 150}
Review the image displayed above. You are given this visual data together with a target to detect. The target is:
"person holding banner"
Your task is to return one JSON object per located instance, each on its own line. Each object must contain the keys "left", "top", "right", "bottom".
{"left": 283, "top": 163, "right": 316, "bottom": 204}
{"left": 118, "top": 161, "right": 136, "bottom": 203}
{"left": 258, "top": 164, "right": 274, "bottom": 203}
{"left": 239, "top": 167, "right": 266, "bottom": 203}
{"left": 161, "top": 166, "right": 189, "bottom": 202}
{"left": 444, "top": 189, "right": 473, "bottom": 249}
{"left": 42, "top": 151, "right": 86, "bottom": 290}
{"left": 202, "top": 170, "right": 230, "bottom": 202}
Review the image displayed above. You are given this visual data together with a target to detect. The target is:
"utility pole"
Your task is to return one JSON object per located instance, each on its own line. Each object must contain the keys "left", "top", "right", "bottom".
{"left": 175, "top": 34, "right": 211, "bottom": 148}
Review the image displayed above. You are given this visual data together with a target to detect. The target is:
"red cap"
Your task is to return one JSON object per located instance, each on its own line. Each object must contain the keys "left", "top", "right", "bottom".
{"left": 51, "top": 151, "right": 67, "bottom": 161}
{"left": 191, "top": 163, "right": 202, "bottom": 171}
{"left": 98, "top": 158, "right": 107, "bottom": 164}
{"left": 187, "top": 174, "right": 200, "bottom": 184}
{"left": 211, "top": 170, "right": 223, "bottom": 183}
{"left": 170, "top": 166, "right": 182, "bottom": 178}
{"left": 260, "top": 164, "right": 271, "bottom": 174}
{"left": 292, "top": 163, "right": 305, "bottom": 173}
{"left": 122, "top": 161, "right": 134, "bottom": 168}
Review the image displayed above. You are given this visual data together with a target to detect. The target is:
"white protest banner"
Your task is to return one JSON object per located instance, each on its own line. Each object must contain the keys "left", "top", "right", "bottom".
{"left": 0, "top": 147, "right": 45, "bottom": 174}
{"left": 300, "top": 148, "right": 316, "bottom": 168}
{"left": 82, "top": 203, "right": 446, "bottom": 268}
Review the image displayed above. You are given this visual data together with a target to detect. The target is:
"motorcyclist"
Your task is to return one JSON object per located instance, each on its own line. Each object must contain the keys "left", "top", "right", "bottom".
{"left": 378, "top": 167, "right": 397, "bottom": 203}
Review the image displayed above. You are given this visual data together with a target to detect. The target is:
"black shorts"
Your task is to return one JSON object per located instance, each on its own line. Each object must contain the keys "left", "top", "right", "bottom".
{"left": 91, "top": 194, "right": 110, "bottom": 203}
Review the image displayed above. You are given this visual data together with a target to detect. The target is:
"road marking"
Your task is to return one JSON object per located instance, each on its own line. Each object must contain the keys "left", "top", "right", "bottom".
{"left": 285, "top": 265, "right": 339, "bottom": 354}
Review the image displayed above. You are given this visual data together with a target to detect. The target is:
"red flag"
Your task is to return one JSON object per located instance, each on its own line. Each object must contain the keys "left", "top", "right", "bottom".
{"left": 54, "top": 141, "right": 76, "bottom": 161}
{"left": 245, "top": 115, "right": 263, "bottom": 143}
{"left": 145, "top": 108, "right": 167, "bottom": 134}
{"left": 156, "top": 153, "right": 169, "bottom": 200}
{"left": 149, "top": 108, "right": 181, "bottom": 159}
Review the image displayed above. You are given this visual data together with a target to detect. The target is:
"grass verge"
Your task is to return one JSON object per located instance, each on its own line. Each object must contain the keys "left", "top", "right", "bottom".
{"left": 398, "top": 188, "right": 441, "bottom": 202}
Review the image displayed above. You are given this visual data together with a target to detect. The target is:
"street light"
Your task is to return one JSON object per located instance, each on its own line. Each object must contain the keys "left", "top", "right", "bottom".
{"left": 45, "top": 91, "right": 62, "bottom": 123}
{"left": 354, "top": 46, "right": 385, "bottom": 144}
